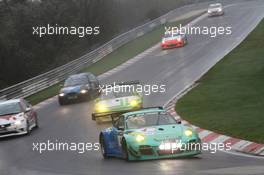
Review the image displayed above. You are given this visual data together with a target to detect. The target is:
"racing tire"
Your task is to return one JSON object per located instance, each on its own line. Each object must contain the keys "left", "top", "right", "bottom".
{"left": 35, "top": 116, "right": 39, "bottom": 129}
{"left": 26, "top": 120, "right": 31, "bottom": 135}
{"left": 184, "top": 37, "right": 188, "bottom": 45}
{"left": 122, "top": 139, "right": 130, "bottom": 161}
{"left": 58, "top": 98, "right": 66, "bottom": 106}
{"left": 89, "top": 92, "right": 96, "bottom": 100}
{"left": 92, "top": 114, "right": 96, "bottom": 121}
{"left": 100, "top": 135, "right": 109, "bottom": 159}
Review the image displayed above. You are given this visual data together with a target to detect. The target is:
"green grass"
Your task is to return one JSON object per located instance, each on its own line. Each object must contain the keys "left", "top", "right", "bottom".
{"left": 176, "top": 19, "right": 264, "bottom": 143}
{"left": 26, "top": 14, "right": 202, "bottom": 105}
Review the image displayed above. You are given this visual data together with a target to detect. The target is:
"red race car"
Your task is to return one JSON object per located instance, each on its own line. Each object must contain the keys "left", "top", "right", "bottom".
{"left": 161, "top": 33, "right": 187, "bottom": 49}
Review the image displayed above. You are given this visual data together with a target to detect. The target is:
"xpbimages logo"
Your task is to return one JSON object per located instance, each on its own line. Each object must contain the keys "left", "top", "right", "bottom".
{"left": 32, "top": 140, "right": 100, "bottom": 154}
{"left": 99, "top": 82, "right": 166, "bottom": 96}
{"left": 165, "top": 24, "right": 232, "bottom": 38}
{"left": 32, "top": 24, "right": 100, "bottom": 37}
{"left": 159, "top": 140, "right": 232, "bottom": 154}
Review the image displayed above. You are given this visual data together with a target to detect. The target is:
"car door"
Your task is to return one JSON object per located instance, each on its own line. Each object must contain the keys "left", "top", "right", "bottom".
{"left": 112, "top": 115, "right": 125, "bottom": 154}
{"left": 85, "top": 74, "right": 94, "bottom": 95}
{"left": 21, "top": 100, "right": 34, "bottom": 125}
{"left": 90, "top": 73, "right": 99, "bottom": 88}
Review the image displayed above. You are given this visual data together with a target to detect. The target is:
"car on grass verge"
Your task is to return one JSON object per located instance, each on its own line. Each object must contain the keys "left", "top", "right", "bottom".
{"left": 0, "top": 99, "right": 38, "bottom": 138}
{"left": 207, "top": 3, "right": 224, "bottom": 17}
{"left": 99, "top": 107, "right": 201, "bottom": 161}
{"left": 92, "top": 81, "right": 143, "bottom": 121}
{"left": 161, "top": 32, "right": 187, "bottom": 49}
{"left": 58, "top": 73, "right": 100, "bottom": 105}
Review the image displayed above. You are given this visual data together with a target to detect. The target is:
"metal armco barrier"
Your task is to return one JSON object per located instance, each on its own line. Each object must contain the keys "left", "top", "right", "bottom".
{"left": 0, "top": 0, "right": 248, "bottom": 100}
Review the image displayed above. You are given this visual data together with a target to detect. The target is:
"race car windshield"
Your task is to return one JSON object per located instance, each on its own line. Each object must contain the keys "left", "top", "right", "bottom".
{"left": 126, "top": 113, "right": 177, "bottom": 129}
{"left": 100, "top": 85, "right": 138, "bottom": 99}
{"left": 164, "top": 33, "right": 180, "bottom": 39}
{"left": 115, "top": 91, "right": 135, "bottom": 98}
{"left": 64, "top": 77, "right": 88, "bottom": 87}
{"left": 209, "top": 4, "right": 221, "bottom": 8}
{"left": 100, "top": 91, "right": 115, "bottom": 100}
{"left": 0, "top": 102, "right": 21, "bottom": 116}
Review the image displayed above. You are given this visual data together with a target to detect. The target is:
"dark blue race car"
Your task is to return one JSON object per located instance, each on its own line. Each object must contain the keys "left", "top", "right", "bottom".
{"left": 58, "top": 73, "right": 100, "bottom": 105}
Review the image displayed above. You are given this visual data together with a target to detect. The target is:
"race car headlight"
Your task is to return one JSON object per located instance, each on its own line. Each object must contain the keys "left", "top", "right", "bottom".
{"left": 129, "top": 100, "right": 139, "bottom": 107}
{"left": 176, "top": 38, "right": 182, "bottom": 42}
{"left": 184, "top": 129, "right": 193, "bottom": 137}
{"left": 95, "top": 103, "right": 108, "bottom": 112}
{"left": 14, "top": 119, "right": 24, "bottom": 126}
{"left": 80, "top": 89, "right": 87, "bottom": 94}
{"left": 59, "top": 93, "right": 65, "bottom": 97}
{"left": 135, "top": 134, "right": 145, "bottom": 142}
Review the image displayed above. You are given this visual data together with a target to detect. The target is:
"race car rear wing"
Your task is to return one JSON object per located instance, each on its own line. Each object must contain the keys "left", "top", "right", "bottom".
{"left": 91, "top": 106, "right": 164, "bottom": 121}
{"left": 140, "top": 106, "right": 164, "bottom": 110}
{"left": 92, "top": 111, "right": 128, "bottom": 121}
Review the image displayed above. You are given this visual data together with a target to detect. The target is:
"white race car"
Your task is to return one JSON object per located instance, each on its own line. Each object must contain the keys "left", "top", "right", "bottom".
{"left": 208, "top": 3, "right": 224, "bottom": 17}
{"left": 0, "top": 99, "right": 38, "bottom": 138}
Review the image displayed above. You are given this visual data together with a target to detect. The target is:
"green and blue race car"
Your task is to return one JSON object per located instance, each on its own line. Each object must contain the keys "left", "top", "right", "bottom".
{"left": 92, "top": 82, "right": 143, "bottom": 120}
{"left": 99, "top": 107, "right": 201, "bottom": 161}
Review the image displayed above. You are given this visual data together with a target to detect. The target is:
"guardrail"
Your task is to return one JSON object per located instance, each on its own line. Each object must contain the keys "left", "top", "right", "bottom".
{"left": 0, "top": 0, "right": 246, "bottom": 100}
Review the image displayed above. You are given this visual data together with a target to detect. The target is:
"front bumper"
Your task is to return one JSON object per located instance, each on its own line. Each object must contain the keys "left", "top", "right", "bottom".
{"left": 127, "top": 139, "right": 201, "bottom": 160}
{"left": 0, "top": 122, "right": 27, "bottom": 138}
{"left": 208, "top": 11, "right": 224, "bottom": 16}
{"left": 59, "top": 92, "right": 90, "bottom": 101}
{"left": 161, "top": 41, "right": 184, "bottom": 49}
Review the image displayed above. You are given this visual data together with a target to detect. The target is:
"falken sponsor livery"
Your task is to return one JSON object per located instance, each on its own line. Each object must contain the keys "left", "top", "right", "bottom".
{"left": 99, "top": 107, "right": 201, "bottom": 161}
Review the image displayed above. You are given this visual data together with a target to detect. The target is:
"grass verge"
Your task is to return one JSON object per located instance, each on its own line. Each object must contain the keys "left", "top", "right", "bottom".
{"left": 176, "top": 19, "right": 264, "bottom": 143}
{"left": 26, "top": 13, "right": 202, "bottom": 105}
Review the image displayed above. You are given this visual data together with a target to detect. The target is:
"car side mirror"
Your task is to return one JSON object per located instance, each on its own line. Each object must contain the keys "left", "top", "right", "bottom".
{"left": 25, "top": 107, "right": 31, "bottom": 112}
{"left": 176, "top": 119, "right": 182, "bottom": 124}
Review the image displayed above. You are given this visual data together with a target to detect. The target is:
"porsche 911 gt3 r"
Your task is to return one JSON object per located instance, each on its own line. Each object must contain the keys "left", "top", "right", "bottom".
{"left": 99, "top": 107, "right": 201, "bottom": 161}
{"left": 161, "top": 33, "right": 187, "bottom": 49}
{"left": 92, "top": 82, "right": 143, "bottom": 120}
{"left": 0, "top": 99, "right": 38, "bottom": 138}
{"left": 207, "top": 3, "right": 224, "bottom": 17}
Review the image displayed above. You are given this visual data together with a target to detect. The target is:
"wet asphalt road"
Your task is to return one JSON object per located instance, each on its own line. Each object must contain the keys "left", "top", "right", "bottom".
{"left": 1, "top": 1, "right": 264, "bottom": 175}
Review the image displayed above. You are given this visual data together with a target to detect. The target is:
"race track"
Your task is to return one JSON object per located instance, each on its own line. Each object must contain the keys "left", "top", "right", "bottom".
{"left": 1, "top": 1, "right": 264, "bottom": 175}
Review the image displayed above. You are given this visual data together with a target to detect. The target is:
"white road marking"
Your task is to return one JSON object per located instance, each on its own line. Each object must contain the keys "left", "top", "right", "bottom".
{"left": 254, "top": 146, "right": 264, "bottom": 155}
{"left": 197, "top": 165, "right": 264, "bottom": 175}
{"left": 232, "top": 140, "right": 253, "bottom": 150}
{"left": 221, "top": 149, "right": 264, "bottom": 159}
